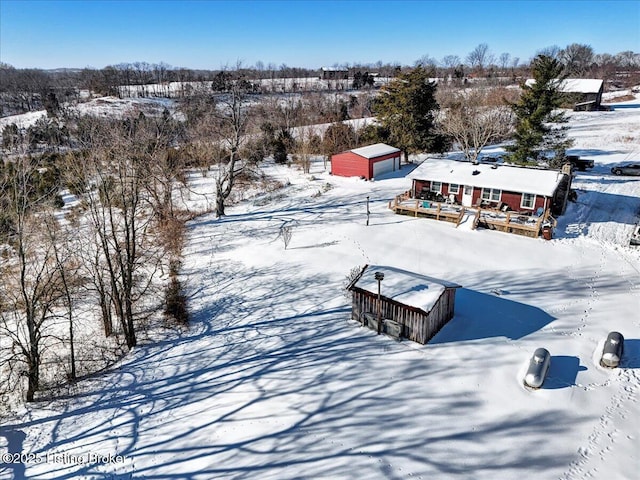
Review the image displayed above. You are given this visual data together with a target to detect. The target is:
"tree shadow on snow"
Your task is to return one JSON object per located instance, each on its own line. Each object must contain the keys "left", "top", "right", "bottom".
{"left": 567, "top": 148, "right": 628, "bottom": 157}
{"left": 607, "top": 103, "right": 640, "bottom": 110}
{"left": 430, "top": 288, "right": 555, "bottom": 344}
{"left": 0, "top": 261, "right": 585, "bottom": 480}
{"left": 371, "top": 163, "right": 419, "bottom": 180}
{"left": 621, "top": 339, "right": 640, "bottom": 369}
{"left": 543, "top": 356, "right": 587, "bottom": 390}
{"left": 0, "top": 428, "right": 27, "bottom": 480}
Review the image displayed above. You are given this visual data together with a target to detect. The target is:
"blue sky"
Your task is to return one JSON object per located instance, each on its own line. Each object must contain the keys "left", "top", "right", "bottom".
{"left": 1, "top": 0, "right": 638, "bottom": 70}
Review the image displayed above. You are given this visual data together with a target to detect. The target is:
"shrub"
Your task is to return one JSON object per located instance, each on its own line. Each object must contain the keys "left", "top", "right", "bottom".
{"left": 164, "top": 276, "right": 189, "bottom": 325}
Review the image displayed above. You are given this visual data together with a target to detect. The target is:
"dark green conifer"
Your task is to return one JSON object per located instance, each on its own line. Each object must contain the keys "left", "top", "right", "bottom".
{"left": 508, "top": 55, "right": 573, "bottom": 166}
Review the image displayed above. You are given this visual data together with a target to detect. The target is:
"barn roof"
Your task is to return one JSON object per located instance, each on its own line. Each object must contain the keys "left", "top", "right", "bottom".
{"left": 525, "top": 78, "right": 604, "bottom": 94}
{"left": 558, "top": 78, "right": 604, "bottom": 94}
{"left": 408, "top": 159, "right": 565, "bottom": 197}
{"left": 350, "top": 265, "right": 460, "bottom": 314}
{"left": 350, "top": 143, "right": 401, "bottom": 159}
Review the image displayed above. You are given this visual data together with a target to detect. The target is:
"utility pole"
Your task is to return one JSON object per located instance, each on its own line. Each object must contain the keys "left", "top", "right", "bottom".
{"left": 366, "top": 196, "right": 370, "bottom": 226}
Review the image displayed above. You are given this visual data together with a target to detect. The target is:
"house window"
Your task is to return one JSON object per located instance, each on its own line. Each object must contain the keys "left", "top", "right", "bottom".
{"left": 521, "top": 193, "right": 536, "bottom": 209}
{"left": 431, "top": 181, "right": 442, "bottom": 193}
{"left": 449, "top": 183, "right": 460, "bottom": 194}
{"left": 481, "top": 188, "right": 501, "bottom": 202}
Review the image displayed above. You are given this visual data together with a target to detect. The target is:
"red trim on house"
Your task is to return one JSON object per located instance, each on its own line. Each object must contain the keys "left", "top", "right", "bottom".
{"left": 412, "top": 179, "right": 554, "bottom": 212}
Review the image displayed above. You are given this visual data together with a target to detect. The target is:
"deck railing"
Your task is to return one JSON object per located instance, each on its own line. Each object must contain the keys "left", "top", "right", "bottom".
{"left": 389, "top": 192, "right": 466, "bottom": 224}
{"left": 389, "top": 191, "right": 554, "bottom": 237}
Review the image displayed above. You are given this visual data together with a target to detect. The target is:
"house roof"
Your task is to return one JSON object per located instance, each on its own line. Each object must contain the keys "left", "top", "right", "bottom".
{"left": 408, "top": 159, "right": 565, "bottom": 197}
{"left": 525, "top": 78, "right": 604, "bottom": 94}
{"left": 350, "top": 265, "right": 460, "bottom": 314}
{"left": 349, "top": 143, "right": 401, "bottom": 159}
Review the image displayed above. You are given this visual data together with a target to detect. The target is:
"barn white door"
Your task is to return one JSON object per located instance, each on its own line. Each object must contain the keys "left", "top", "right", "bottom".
{"left": 372, "top": 158, "right": 395, "bottom": 178}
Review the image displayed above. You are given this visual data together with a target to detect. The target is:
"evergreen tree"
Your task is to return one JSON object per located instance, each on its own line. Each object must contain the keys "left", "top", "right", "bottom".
{"left": 373, "top": 66, "right": 442, "bottom": 162}
{"left": 507, "top": 55, "right": 573, "bottom": 166}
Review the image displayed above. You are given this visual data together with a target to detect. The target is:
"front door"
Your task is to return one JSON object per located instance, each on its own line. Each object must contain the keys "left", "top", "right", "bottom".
{"left": 462, "top": 185, "right": 473, "bottom": 206}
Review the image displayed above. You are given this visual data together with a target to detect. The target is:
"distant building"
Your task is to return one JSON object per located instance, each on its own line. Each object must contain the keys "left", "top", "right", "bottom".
{"left": 331, "top": 143, "right": 402, "bottom": 180}
{"left": 320, "top": 67, "right": 349, "bottom": 80}
{"left": 525, "top": 78, "right": 604, "bottom": 111}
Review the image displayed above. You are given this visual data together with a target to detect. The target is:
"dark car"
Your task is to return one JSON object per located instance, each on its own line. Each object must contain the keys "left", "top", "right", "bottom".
{"left": 567, "top": 155, "right": 594, "bottom": 171}
{"left": 524, "top": 348, "right": 551, "bottom": 389}
{"left": 611, "top": 164, "right": 640, "bottom": 176}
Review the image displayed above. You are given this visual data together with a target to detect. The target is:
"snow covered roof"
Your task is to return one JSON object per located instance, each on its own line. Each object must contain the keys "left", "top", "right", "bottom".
{"left": 408, "top": 159, "right": 565, "bottom": 197}
{"left": 350, "top": 265, "right": 460, "bottom": 314}
{"left": 525, "top": 78, "right": 604, "bottom": 94}
{"left": 350, "top": 143, "right": 401, "bottom": 159}
{"left": 559, "top": 78, "right": 604, "bottom": 94}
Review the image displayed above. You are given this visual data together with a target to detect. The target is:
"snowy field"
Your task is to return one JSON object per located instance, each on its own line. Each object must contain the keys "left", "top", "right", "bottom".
{"left": 1, "top": 97, "right": 639, "bottom": 480}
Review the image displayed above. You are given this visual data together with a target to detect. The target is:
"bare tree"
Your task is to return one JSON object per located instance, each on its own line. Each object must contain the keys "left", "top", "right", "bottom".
{"left": 466, "top": 43, "right": 495, "bottom": 75}
{"left": 499, "top": 53, "right": 512, "bottom": 71}
{"left": 442, "top": 55, "right": 461, "bottom": 72}
{"left": 559, "top": 43, "right": 594, "bottom": 76}
{"left": 188, "top": 78, "right": 251, "bottom": 217}
{"left": 69, "top": 115, "right": 164, "bottom": 349}
{"left": 615, "top": 50, "right": 640, "bottom": 68}
{"left": 414, "top": 55, "right": 438, "bottom": 71}
{"left": 437, "top": 88, "right": 514, "bottom": 163}
{"left": 0, "top": 156, "right": 64, "bottom": 401}
{"left": 536, "top": 45, "right": 561, "bottom": 59}
{"left": 43, "top": 212, "right": 81, "bottom": 380}
{"left": 294, "top": 124, "right": 319, "bottom": 174}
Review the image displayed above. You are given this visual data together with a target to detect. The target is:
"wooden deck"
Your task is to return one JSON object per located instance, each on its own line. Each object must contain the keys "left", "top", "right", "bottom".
{"left": 389, "top": 191, "right": 554, "bottom": 238}
{"left": 474, "top": 209, "right": 546, "bottom": 238}
{"left": 388, "top": 191, "right": 466, "bottom": 224}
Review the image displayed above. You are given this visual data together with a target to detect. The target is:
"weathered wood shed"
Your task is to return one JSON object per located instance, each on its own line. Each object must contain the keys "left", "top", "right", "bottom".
{"left": 331, "top": 143, "right": 401, "bottom": 180}
{"left": 320, "top": 67, "right": 349, "bottom": 80}
{"left": 525, "top": 78, "right": 604, "bottom": 111}
{"left": 347, "top": 265, "right": 460, "bottom": 344}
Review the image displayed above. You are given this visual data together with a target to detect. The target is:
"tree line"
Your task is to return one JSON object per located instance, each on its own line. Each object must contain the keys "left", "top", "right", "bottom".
{"left": 1, "top": 42, "right": 638, "bottom": 117}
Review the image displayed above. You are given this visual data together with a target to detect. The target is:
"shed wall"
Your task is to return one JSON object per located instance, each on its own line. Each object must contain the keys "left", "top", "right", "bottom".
{"left": 350, "top": 287, "right": 456, "bottom": 344}
{"left": 332, "top": 151, "right": 401, "bottom": 180}
{"left": 331, "top": 152, "right": 370, "bottom": 178}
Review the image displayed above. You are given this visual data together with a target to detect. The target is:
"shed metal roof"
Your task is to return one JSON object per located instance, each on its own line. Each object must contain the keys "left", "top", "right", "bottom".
{"left": 525, "top": 78, "right": 604, "bottom": 94}
{"left": 350, "top": 265, "right": 460, "bottom": 314}
{"left": 408, "top": 159, "right": 565, "bottom": 197}
{"left": 350, "top": 143, "right": 401, "bottom": 159}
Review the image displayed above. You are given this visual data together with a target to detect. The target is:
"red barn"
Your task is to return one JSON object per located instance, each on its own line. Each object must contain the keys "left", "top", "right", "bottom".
{"left": 331, "top": 143, "right": 401, "bottom": 180}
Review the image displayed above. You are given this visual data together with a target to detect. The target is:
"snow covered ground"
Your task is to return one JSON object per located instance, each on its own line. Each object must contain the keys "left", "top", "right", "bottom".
{"left": 0, "top": 97, "right": 181, "bottom": 132}
{"left": 1, "top": 97, "right": 639, "bottom": 480}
